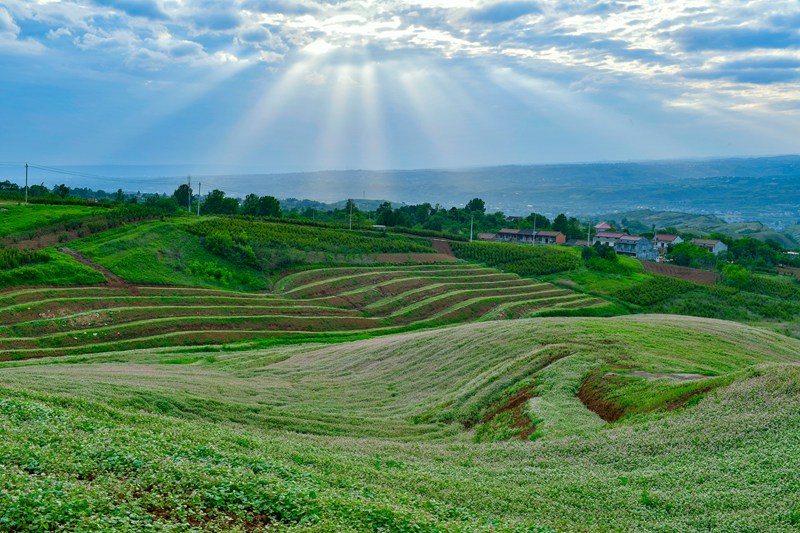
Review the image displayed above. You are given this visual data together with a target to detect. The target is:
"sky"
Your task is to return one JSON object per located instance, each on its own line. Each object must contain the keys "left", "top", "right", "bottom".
{"left": 1, "top": 0, "right": 800, "bottom": 175}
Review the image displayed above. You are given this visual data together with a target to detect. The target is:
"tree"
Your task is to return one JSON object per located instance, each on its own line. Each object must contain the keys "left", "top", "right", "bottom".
{"left": 115, "top": 188, "right": 125, "bottom": 203}
{"left": 53, "top": 184, "right": 69, "bottom": 198}
{"left": 552, "top": 213, "right": 569, "bottom": 234}
{"left": 173, "top": 184, "right": 192, "bottom": 208}
{"left": 202, "top": 189, "right": 239, "bottom": 215}
{"left": 526, "top": 212, "right": 550, "bottom": 230}
{"left": 721, "top": 264, "right": 751, "bottom": 288}
{"left": 465, "top": 198, "right": 486, "bottom": 214}
{"left": 0, "top": 180, "right": 19, "bottom": 191}
{"left": 258, "top": 195, "right": 281, "bottom": 217}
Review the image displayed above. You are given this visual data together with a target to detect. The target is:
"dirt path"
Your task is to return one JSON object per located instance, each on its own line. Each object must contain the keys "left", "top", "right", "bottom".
{"left": 58, "top": 247, "right": 136, "bottom": 292}
{"left": 604, "top": 371, "right": 711, "bottom": 381}
{"left": 431, "top": 239, "right": 454, "bottom": 256}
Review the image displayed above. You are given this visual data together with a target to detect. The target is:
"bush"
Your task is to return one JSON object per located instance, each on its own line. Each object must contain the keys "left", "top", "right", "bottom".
{"left": 0, "top": 248, "right": 49, "bottom": 269}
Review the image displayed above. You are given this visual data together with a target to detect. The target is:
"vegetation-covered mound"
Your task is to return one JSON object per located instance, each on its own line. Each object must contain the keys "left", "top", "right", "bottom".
{"left": 0, "top": 315, "right": 798, "bottom": 531}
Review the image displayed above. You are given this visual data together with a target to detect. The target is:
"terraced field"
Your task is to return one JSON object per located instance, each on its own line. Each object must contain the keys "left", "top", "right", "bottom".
{"left": 0, "top": 263, "right": 608, "bottom": 359}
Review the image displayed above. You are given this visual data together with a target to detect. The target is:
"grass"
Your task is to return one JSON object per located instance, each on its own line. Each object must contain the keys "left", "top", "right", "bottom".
{"left": 0, "top": 249, "right": 105, "bottom": 288}
{"left": 0, "top": 203, "right": 105, "bottom": 238}
{"left": 0, "top": 315, "right": 799, "bottom": 530}
{"left": 71, "top": 220, "right": 269, "bottom": 291}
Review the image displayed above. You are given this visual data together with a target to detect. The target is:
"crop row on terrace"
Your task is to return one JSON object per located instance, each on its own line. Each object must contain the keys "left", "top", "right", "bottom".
{"left": 0, "top": 263, "right": 610, "bottom": 359}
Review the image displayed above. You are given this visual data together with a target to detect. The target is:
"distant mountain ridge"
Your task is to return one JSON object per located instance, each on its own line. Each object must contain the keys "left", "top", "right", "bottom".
{"left": 13, "top": 155, "right": 800, "bottom": 228}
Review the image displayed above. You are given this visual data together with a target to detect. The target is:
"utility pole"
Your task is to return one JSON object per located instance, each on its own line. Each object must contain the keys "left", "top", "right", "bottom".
{"left": 197, "top": 183, "right": 201, "bottom": 216}
{"left": 470, "top": 214, "right": 474, "bottom": 242}
{"left": 349, "top": 199, "right": 353, "bottom": 230}
{"left": 187, "top": 175, "right": 192, "bottom": 213}
{"left": 532, "top": 215, "right": 537, "bottom": 245}
{"left": 587, "top": 223, "right": 591, "bottom": 246}
{"left": 24, "top": 163, "right": 28, "bottom": 205}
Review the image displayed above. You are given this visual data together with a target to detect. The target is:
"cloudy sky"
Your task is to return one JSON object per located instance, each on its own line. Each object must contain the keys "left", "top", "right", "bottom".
{"left": 1, "top": 0, "right": 799, "bottom": 173}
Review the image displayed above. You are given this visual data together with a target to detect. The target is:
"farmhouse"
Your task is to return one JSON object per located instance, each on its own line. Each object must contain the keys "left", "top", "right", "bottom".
{"left": 691, "top": 238, "right": 728, "bottom": 255}
{"left": 477, "top": 233, "right": 497, "bottom": 242}
{"left": 565, "top": 239, "right": 591, "bottom": 247}
{"left": 592, "top": 231, "right": 625, "bottom": 247}
{"left": 616, "top": 235, "right": 658, "bottom": 261}
{"left": 654, "top": 234, "right": 683, "bottom": 255}
{"left": 495, "top": 228, "right": 566, "bottom": 245}
{"left": 594, "top": 222, "right": 613, "bottom": 231}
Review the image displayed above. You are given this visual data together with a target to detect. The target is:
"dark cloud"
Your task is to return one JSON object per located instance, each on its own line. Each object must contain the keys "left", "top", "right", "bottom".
{"left": 673, "top": 26, "right": 800, "bottom": 51}
{"left": 467, "top": 1, "right": 542, "bottom": 24}
{"left": 581, "top": 2, "right": 631, "bottom": 16}
{"left": 93, "top": 0, "right": 167, "bottom": 20}
{"left": 686, "top": 56, "right": 800, "bottom": 84}
{"left": 240, "top": 0, "right": 320, "bottom": 15}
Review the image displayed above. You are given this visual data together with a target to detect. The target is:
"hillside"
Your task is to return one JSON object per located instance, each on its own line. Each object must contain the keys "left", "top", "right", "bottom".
{"left": 1, "top": 316, "right": 799, "bottom": 530}
{"left": 612, "top": 209, "right": 797, "bottom": 248}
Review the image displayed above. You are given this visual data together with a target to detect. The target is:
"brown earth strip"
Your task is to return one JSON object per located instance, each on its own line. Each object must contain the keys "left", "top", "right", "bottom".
{"left": 640, "top": 261, "right": 718, "bottom": 285}
{"left": 57, "top": 247, "right": 132, "bottom": 289}
{"left": 370, "top": 253, "right": 457, "bottom": 263}
{"left": 431, "top": 238, "right": 454, "bottom": 256}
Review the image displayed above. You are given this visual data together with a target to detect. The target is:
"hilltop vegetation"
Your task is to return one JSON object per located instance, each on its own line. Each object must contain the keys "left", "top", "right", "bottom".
{"left": 1, "top": 316, "right": 799, "bottom": 531}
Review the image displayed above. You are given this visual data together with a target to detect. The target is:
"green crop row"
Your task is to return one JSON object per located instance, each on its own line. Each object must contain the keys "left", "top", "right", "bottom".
{"left": 186, "top": 218, "right": 435, "bottom": 257}
{"left": 450, "top": 241, "right": 580, "bottom": 276}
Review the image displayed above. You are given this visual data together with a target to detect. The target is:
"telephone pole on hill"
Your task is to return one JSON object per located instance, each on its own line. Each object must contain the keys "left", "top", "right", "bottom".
{"left": 470, "top": 215, "right": 474, "bottom": 242}
{"left": 24, "top": 163, "right": 28, "bottom": 205}
{"left": 197, "top": 183, "right": 201, "bottom": 216}
{"left": 349, "top": 199, "right": 353, "bottom": 230}
{"left": 187, "top": 175, "right": 192, "bottom": 213}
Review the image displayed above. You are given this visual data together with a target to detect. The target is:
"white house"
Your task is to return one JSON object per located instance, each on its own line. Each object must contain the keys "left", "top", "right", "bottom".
{"left": 654, "top": 234, "right": 683, "bottom": 256}
{"left": 690, "top": 238, "right": 728, "bottom": 255}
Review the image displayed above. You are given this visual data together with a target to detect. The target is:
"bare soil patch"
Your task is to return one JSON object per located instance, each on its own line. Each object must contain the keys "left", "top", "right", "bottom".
{"left": 370, "top": 253, "right": 457, "bottom": 263}
{"left": 604, "top": 371, "right": 711, "bottom": 381}
{"left": 431, "top": 239, "right": 454, "bottom": 256}
{"left": 640, "top": 261, "right": 717, "bottom": 285}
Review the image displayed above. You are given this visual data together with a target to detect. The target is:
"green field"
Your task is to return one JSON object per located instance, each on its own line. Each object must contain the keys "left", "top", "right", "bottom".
{"left": 1, "top": 316, "right": 799, "bottom": 531}
{"left": 0, "top": 203, "right": 106, "bottom": 239}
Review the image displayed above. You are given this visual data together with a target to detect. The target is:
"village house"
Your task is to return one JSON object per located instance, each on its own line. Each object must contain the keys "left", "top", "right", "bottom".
{"left": 495, "top": 228, "right": 566, "bottom": 245}
{"left": 565, "top": 239, "right": 591, "bottom": 247}
{"left": 691, "top": 238, "right": 728, "bottom": 255}
{"left": 616, "top": 235, "right": 658, "bottom": 261}
{"left": 477, "top": 233, "right": 497, "bottom": 242}
{"left": 654, "top": 234, "right": 683, "bottom": 256}
{"left": 592, "top": 231, "right": 626, "bottom": 247}
{"left": 594, "top": 222, "right": 613, "bottom": 231}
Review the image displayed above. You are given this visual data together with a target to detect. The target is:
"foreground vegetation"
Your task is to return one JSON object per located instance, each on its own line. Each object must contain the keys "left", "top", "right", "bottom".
{"left": 0, "top": 316, "right": 798, "bottom": 531}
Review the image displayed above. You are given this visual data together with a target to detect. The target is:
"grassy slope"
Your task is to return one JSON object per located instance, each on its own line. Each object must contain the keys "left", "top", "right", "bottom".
{"left": 0, "top": 204, "right": 105, "bottom": 238}
{"left": 71, "top": 220, "right": 269, "bottom": 291}
{"left": 0, "top": 249, "right": 106, "bottom": 288}
{"left": 1, "top": 316, "right": 799, "bottom": 531}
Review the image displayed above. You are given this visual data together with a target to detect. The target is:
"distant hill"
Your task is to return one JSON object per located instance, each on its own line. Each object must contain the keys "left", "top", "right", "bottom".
{"left": 13, "top": 155, "right": 800, "bottom": 228}
{"left": 610, "top": 209, "right": 798, "bottom": 248}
